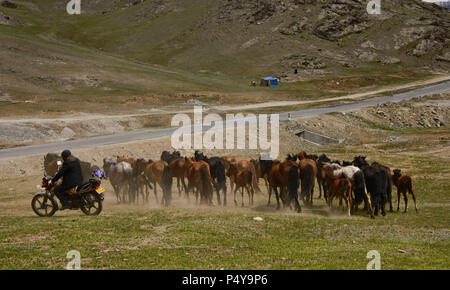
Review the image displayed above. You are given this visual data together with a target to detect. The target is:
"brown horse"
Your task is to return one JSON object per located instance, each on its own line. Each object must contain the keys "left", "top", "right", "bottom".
{"left": 324, "top": 172, "right": 353, "bottom": 217}
{"left": 222, "top": 158, "right": 260, "bottom": 194}
{"left": 44, "top": 153, "right": 63, "bottom": 176}
{"left": 391, "top": 169, "right": 418, "bottom": 213}
{"left": 138, "top": 159, "right": 172, "bottom": 205}
{"left": 134, "top": 158, "right": 156, "bottom": 204}
{"left": 261, "top": 159, "right": 301, "bottom": 212}
{"left": 137, "top": 159, "right": 169, "bottom": 203}
{"left": 169, "top": 158, "right": 187, "bottom": 196}
{"left": 299, "top": 158, "right": 317, "bottom": 206}
{"left": 296, "top": 151, "right": 308, "bottom": 160}
{"left": 136, "top": 174, "right": 149, "bottom": 204}
{"left": 184, "top": 157, "right": 214, "bottom": 205}
{"left": 221, "top": 157, "right": 236, "bottom": 191}
{"left": 45, "top": 153, "right": 96, "bottom": 182}
{"left": 321, "top": 164, "right": 352, "bottom": 216}
{"left": 251, "top": 159, "right": 270, "bottom": 193}
{"left": 117, "top": 156, "right": 136, "bottom": 167}
{"left": 228, "top": 163, "right": 254, "bottom": 206}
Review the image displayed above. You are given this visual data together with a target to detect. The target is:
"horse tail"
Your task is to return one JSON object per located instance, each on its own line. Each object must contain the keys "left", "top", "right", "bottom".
{"left": 386, "top": 170, "right": 392, "bottom": 203}
{"left": 247, "top": 171, "right": 253, "bottom": 185}
{"left": 300, "top": 164, "right": 314, "bottom": 201}
{"left": 214, "top": 161, "right": 227, "bottom": 192}
{"left": 288, "top": 166, "right": 301, "bottom": 212}
{"left": 352, "top": 171, "right": 365, "bottom": 204}
{"left": 346, "top": 179, "right": 352, "bottom": 199}
{"left": 316, "top": 169, "right": 322, "bottom": 195}
{"left": 217, "top": 162, "right": 226, "bottom": 183}
{"left": 200, "top": 166, "right": 213, "bottom": 204}
{"left": 288, "top": 166, "right": 299, "bottom": 202}
{"left": 218, "top": 162, "right": 227, "bottom": 193}
{"left": 125, "top": 166, "right": 136, "bottom": 203}
{"left": 340, "top": 178, "right": 350, "bottom": 198}
{"left": 406, "top": 177, "right": 414, "bottom": 195}
{"left": 141, "top": 173, "right": 153, "bottom": 190}
{"left": 251, "top": 165, "right": 261, "bottom": 193}
{"left": 161, "top": 165, "right": 173, "bottom": 206}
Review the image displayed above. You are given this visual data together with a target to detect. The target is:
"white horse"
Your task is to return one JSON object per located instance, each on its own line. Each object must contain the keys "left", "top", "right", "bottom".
{"left": 331, "top": 165, "right": 374, "bottom": 218}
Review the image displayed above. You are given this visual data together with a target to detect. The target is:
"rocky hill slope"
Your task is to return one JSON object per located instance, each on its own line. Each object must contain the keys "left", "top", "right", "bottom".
{"left": 0, "top": 0, "right": 448, "bottom": 97}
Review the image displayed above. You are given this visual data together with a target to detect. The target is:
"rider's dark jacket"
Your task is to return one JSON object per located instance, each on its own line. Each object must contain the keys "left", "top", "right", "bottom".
{"left": 52, "top": 155, "right": 83, "bottom": 190}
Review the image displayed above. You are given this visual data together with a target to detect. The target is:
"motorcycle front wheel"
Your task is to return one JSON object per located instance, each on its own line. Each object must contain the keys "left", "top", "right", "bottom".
{"left": 32, "top": 194, "right": 58, "bottom": 217}
{"left": 80, "top": 192, "right": 103, "bottom": 216}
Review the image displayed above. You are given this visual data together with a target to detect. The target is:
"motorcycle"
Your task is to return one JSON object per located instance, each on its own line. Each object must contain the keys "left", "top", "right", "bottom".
{"left": 32, "top": 169, "right": 105, "bottom": 217}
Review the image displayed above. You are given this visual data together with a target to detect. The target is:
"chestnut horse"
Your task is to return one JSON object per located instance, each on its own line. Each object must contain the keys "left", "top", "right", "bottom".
{"left": 195, "top": 151, "right": 227, "bottom": 206}
{"left": 295, "top": 152, "right": 320, "bottom": 204}
{"left": 251, "top": 159, "right": 270, "bottom": 193}
{"left": 323, "top": 169, "right": 353, "bottom": 217}
{"left": 184, "top": 157, "right": 214, "bottom": 205}
{"left": 138, "top": 159, "right": 173, "bottom": 206}
{"left": 330, "top": 164, "right": 374, "bottom": 218}
{"left": 391, "top": 169, "right": 418, "bottom": 213}
{"left": 224, "top": 158, "right": 260, "bottom": 194}
{"left": 299, "top": 158, "right": 317, "bottom": 206}
{"left": 228, "top": 163, "right": 254, "bottom": 207}
{"left": 169, "top": 158, "right": 188, "bottom": 197}
{"left": 260, "top": 159, "right": 301, "bottom": 212}
{"left": 135, "top": 158, "right": 156, "bottom": 204}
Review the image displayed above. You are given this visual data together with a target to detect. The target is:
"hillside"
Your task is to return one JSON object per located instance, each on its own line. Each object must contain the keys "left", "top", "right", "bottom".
{"left": 0, "top": 0, "right": 449, "bottom": 103}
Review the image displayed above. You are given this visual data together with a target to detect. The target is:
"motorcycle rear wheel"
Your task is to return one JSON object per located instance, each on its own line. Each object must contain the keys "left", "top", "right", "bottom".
{"left": 32, "top": 194, "right": 57, "bottom": 217}
{"left": 80, "top": 192, "right": 103, "bottom": 216}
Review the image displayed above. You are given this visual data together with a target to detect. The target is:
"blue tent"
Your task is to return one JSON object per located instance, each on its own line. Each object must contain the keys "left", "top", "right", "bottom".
{"left": 260, "top": 77, "right": 279, "bottom": 87}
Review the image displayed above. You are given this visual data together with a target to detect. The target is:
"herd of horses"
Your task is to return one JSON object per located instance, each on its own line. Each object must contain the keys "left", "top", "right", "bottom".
{"left": 43, "top": 151, "right": 418, "bottom": 218}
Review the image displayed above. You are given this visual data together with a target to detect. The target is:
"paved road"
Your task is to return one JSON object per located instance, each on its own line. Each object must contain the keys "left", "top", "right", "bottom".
{"left": 1, "top": 81, "right": 449, "bottom": 159}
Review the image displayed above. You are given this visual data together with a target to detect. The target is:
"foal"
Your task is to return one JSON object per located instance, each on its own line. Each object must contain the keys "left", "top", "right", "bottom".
{"left": 228, "top": 163, "right": 254, "bottom": 206}
{"left": 324, "top": 167, "right": 353, "bottom": 217}
{"left": 391, "top": 169, "right": 418, "bottom": 213}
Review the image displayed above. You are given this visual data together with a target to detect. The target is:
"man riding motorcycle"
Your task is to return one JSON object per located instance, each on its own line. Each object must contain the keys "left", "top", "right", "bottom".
{"left": 49, "top": 150, "right": 83, "bottom": 210}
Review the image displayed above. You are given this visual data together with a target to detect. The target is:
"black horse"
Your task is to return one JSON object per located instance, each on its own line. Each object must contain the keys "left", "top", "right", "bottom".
{"left": 352, "top": 156, "right": 392, "bottom": 216}
{"left": 161, "top": 150, "right": 181, "bottom": 163}
{"left": 194, "top": 151, "right": 227, "bottom": 206}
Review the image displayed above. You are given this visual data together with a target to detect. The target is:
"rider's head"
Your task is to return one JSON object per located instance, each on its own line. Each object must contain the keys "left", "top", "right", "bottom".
{"left": 61, "top": 149, "right": 72, "bottom": 161}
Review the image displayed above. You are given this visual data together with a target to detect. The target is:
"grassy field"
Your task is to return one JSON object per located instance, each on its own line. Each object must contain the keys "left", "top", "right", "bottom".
{"left": 0, "top": 140, "right": 448, "bottom": 270}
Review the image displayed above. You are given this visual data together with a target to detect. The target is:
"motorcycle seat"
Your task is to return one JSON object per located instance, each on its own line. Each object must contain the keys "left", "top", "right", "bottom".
{"left": 77, "top": 181, "right": 92, "bottom": 192}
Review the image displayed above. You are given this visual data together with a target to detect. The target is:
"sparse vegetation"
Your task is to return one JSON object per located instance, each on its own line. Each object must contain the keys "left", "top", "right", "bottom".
{"left": 0, "top": 0, "right": 448, "bottom": 270}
